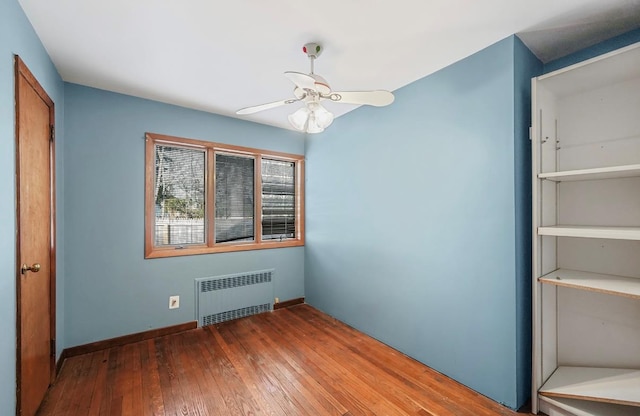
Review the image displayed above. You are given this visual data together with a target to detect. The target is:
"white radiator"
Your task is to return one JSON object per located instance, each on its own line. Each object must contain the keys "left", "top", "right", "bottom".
{"left": 195, "top": 269, "right": 274, "bottom": 326}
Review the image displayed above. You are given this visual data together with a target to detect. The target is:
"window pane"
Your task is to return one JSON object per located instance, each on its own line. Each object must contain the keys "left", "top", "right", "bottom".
{"left": 154, "top": 145, "right": 205, "bottom": 246}
{"left": 215, "top": 154, "right": 255, "bottom": 243}
{"left": 262, "top": 159, "right": 295, "bottom": 240}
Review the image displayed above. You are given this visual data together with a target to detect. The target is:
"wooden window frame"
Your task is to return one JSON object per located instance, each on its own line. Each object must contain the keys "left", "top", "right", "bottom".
{"left": 145, "top": 132, "right": 304, "bottom": 258}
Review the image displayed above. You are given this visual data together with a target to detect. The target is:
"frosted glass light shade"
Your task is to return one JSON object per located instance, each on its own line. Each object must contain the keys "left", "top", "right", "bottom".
{"left": 309, "top": 102, "right": 334, "bottom": 129}
{"left": 306, "top": 114, "right": 325, "bottom": 133}
{"left": 288, "top": 107, "right": 311, "bottom": 131}
{"left": 288, "top": 102, "right": 334, "bottom": 133}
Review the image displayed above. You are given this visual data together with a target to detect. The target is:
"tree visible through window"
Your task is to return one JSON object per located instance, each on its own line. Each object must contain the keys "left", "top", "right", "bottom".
{"left": 154, "top": 145, "right": 205, "bottom": 246}
{"left": 145, "top": 133, "right": 304, "bottom": 258}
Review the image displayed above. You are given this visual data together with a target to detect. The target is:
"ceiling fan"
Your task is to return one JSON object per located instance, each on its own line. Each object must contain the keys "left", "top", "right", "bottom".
{"left": 236, "top": 43, "right": 395, "bottom": 133}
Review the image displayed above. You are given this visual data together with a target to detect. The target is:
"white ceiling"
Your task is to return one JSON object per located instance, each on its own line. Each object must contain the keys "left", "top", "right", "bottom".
{"left": 18, "top": 0, "right": 640, "bottom": 131}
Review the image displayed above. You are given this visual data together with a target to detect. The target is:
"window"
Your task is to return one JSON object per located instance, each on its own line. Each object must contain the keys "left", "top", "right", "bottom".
{"left": 145, "top": 133, "right": 304, "bottom": 258}
{"left": 261, "top": 159, "right": 296, "bottom": 240}
{"left": 215, "top": 153, "right": 255, "bottom": 244}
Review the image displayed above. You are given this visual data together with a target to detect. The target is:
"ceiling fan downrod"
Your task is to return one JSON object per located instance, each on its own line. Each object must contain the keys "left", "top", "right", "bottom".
{"left": 303, "top": 42, "right": 322, "bottom": 74}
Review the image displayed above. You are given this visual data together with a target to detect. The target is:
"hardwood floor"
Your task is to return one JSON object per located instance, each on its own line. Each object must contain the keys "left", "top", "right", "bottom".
{"left": 38, "top": 305, "right": 534, "bottom": 416}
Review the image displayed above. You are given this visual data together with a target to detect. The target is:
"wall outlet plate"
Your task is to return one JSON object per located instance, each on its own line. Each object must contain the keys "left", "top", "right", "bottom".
{"left": 169, "top": 295, "right": 180, "bottom": 309}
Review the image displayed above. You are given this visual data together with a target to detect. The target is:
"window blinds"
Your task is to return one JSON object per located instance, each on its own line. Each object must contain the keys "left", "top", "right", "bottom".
{"left": 261, "top": 159, "right": 295, "bottom": 240}
{"left": 215, "top": 153, "right": 255, "bottom": 243}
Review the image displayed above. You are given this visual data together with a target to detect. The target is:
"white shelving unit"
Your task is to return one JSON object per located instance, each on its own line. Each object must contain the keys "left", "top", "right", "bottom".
{"left": 531, "top": 42, "right": 640, "bottom": 415}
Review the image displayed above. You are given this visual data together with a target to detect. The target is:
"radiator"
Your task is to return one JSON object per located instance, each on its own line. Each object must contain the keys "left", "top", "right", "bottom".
{"left": 195, "top": 269, "right": 274, "bottom": 326}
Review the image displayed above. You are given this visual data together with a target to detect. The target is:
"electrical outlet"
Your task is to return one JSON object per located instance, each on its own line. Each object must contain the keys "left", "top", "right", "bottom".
{"left": 169, "top": 295, "right": 180, "bottom": 309}
{"left": 275, "top": 297, "right": 280, "bottom": 304}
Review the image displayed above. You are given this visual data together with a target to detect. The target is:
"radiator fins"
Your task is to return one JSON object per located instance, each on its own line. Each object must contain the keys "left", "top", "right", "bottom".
{"left": 195, "top": 269, "right": 274, "bottom": 327}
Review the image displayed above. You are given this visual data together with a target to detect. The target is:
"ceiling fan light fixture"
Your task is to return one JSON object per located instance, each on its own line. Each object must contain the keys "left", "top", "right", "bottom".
{"left": 237, "top": 42, "right": 394, "bottom": 132}
{"left": 288, "top": 102, "right": 334, "bottom": 134}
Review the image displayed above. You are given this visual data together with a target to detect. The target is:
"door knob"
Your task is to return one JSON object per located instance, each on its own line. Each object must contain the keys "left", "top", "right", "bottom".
{"left": 21, "top": 263, "right": 41, "bottom": 274}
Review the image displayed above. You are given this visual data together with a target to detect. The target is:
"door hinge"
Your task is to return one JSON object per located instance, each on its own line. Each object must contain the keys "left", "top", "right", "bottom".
{"left": 50, "top": 339, "right": 56, "bottom": 356}
{"left": 50, "top": 125, "right": 55, "bottom": 142}
{"left": 529, "top": 126, "right": 532, "bottom": 141}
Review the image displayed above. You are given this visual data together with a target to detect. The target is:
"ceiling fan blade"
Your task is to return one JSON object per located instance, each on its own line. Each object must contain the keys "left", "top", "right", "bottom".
{"left": 236, "top": 98, "right": 299, "bottom": 115}
{"left": 326, "top": 90, "right": 394, "bottom": 107}
{"left": 284, "top": 71, "right": 316, "bottom": 90}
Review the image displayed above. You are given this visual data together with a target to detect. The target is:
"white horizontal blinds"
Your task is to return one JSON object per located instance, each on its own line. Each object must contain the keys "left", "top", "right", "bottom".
{"left": 215, "top": 153, "right": 255, "bottom": 243}
{"left": 261, "top": 159, "right": 295, "bottom": 240}
{"left": 154, "top": 144, "right": 206, "bottom": 246}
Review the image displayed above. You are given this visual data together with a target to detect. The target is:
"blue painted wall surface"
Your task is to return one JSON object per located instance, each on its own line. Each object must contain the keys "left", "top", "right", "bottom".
{"left": 63, "top": 84, "right": 305, "bottom": 347}
{"left": 305, "top": 37, "right": 529, "bottom": 408}
{"left": 513, "top": 36, "right": 543, "bottom": 406}
{"left": 544, "top": 27, "right": 640, "bottom": 73}
{"left": 0, "top": 0, "right": 65, "bottom": 412}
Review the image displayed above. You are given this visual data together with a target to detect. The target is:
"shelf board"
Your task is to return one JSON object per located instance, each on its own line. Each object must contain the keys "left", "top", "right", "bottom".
{"left": 539, "top": 396, "right": 640, "bottom": 416}
{"left": 539, "top": 366, "right": 640, "bottom": 407}
{"left": 539, "top": 164, "right": 640, "bottom": 182}
{"left": 539, "top": 269, "right": 640, "bottom": 300}
{"left": 538, "top": 226, "right": 640, "bottom": 240}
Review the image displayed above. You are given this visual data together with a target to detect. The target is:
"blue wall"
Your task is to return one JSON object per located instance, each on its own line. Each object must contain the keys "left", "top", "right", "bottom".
{"left": 544, "top": 27, "right": 640, "bottom": 73}
{"left": 0, "top": 0, "right": 65, "bottom": 412}
{"left": 63, "top": 84, "right": 305, "bottom": 347}
{"left": 304, "top": 36, "right": 540, "bottom": 409}
{"left": 513, "top": 36, "right": 543, "bottom": 406}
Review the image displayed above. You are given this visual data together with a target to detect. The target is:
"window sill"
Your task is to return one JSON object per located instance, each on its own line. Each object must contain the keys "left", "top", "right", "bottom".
{"left": 145, "top": 239, "right": 304, "bottom": 259}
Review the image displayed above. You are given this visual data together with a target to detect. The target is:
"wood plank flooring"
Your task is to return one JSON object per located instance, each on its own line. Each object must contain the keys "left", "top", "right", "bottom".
{"left": 38, "top": 305, "right": 533, "bottom": 416}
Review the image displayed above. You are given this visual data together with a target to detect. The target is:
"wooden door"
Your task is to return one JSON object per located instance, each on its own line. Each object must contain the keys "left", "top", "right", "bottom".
{"left": 15, "top": 56, "right": 56, "bottom": 416}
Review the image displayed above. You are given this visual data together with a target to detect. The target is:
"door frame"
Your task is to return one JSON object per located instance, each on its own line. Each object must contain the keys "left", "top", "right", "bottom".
{"left": 14, "top": 55, "right": 57, "bottom": 414}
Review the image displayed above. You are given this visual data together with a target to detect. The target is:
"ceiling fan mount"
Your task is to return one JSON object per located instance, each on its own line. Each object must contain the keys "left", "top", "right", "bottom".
{"left": 236, "top": 42, "right": 394, "bottom": 133}
{"left": 302, "top": 42, "right": 323, "bottom": 59}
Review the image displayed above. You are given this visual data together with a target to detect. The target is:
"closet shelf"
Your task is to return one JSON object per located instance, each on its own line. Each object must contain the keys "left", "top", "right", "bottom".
{"left": 539, "top": 164, "right": 640, "bottom": 182}
{"left": 538, "top": 225, "right": 640, "bottom": 240}
{"left": 539, "top": 366, "right": 640, "bottom": 407}
{"left": 539, "top": 269, "right": 640, "bottom": 299}
{"left": 539, "top": 396, "right": 640, "bottom": 416}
